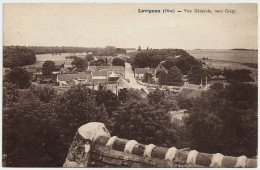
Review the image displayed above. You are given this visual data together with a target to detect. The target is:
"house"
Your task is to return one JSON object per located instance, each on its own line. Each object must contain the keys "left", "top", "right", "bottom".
{"left": 182, "top": 83, "right": 202, "bottom": 89}
{"left": 182, "top": 75, "right": 188, "bottom": 82}
{"left": 57, "top": 73, "right": 91, "bottom": 87}
{"left": 99, "top": 81, "right": 119, "bottom": 95}
{"left": 84, "top": 82, "right": 99, "bottom": 90}
{"left": 155, "top": 64, "right": 168, "bottom": 74}
{"left": 91, "top": 71, "right": 108, "bottom": 81}
{"left": 88, "top": 66, "right": 125, "bottom": 78}
{"left": 34, "top": 72, "right": 59, "bottom": 84}
{"left": 211, "top": 75, "right": 226, "bottom": 80}
{"left": 134, "top": 68, "right": 156, "bottom": 79}
{"left": 60, "top": 67, "right": 78, "bottom": 74}
{"left": 63, "top": 61, "right": 72, "bottom": 68}
{"left": 179, "top": 83, "right": 207, "bottom": 99}
{"left": 108, "top": 72, "right": 119, "bottom": 81}
{"left": 154, "top": 65, "right": 168, "bottom": 82}
{"left": 170, "top": 109, "right": 188, "bottom": 123}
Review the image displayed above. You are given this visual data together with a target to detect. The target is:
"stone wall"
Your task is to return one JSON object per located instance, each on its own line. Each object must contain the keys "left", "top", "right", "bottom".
{"left": 63, "top": 122, "right": 257, "bottom": 168}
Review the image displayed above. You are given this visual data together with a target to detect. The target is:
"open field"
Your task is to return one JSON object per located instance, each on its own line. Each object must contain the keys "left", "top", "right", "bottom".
{"left": 203, "top": 59, "right": 258, "bottom": 74}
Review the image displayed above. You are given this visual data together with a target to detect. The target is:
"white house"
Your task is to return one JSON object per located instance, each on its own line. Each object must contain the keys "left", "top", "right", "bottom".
{"left": 91, "top": 71, "right": 108, "bottom": 80}
{"left": 57, "top": 73, "right": 91, "bottom": 87}
{"left": 134, "top": 68, "right": 156, "bottom": 79}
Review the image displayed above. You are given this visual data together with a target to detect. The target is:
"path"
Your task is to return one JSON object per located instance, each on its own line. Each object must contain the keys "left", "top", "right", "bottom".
{"left": 124, "top": 62, "right": 149, "bottom": 94}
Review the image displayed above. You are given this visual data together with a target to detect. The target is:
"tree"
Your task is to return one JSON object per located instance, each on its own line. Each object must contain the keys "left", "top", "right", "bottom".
{"left": 3, "top": 82, "right": 20, "bottom": 106}
{"left": 115, "top": 48, "right": 127, "bottom": 54}
{"left": 156, "top": 70, "right": 167, "bottom": 85}
{"left": 143, "top": 72, "right": 153, "bottom": 83}
{"left": 166, "top": 66, "right": 183, "bottom": 85}
{"left": 186, "top": 82, "right": 257, "bottom": 157}
{"left": 148, "top": 89, "right": 179, "bottom": 112}
{"left": 131, "top": 49, "right": 201, "bottom": 74}
{"left": 71, "top": 57, "right": 88, "bottom": 69}
{"left": 148, "top": 89, "right": 165, "bottom": 105}
{"left": 4, "top": 67, "right": 31, "bottom": 89}
{"left": 42, "top": 60, "right": 56, "bottom": 75}
{"left": 112, "top": 57, "right": 125, "bottom": 67}
{"left": 95, "top": 90, "right": 120, "bottom": 117}
{"left": 223, "top": 69, "right": 254, "bottom": 82}
{"left": 27, "top": 85, "right": 57, "bottom": 103}
{"left": 3, "top": 47, "right": 36, "bottom": 68}
{"left": 85, "top": 54, "right": 94, "bottom": 61}
{"left": 53, "top": 85, "right": 111, "bottom": 145}
{"left": 187, "top": 65, "right": 207, "bottom": 84}
{"left": 90, "top": 58, "right": 107, "bottom": 66}
{"left": 111, "top": 99, "right": 178, "bottom": 147}
{"left": 176, "top": 96, "right": 193, "bottom": 110}
{"left": 118, "top": 88, "right": 147, "bottom": 104}
{"left": 3, "top": 86, "right": 65, "bottom": 167}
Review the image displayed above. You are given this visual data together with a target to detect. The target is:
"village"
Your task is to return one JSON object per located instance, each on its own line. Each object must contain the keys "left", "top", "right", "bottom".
{"left": 4, "top": 45, "right": 257, "bottom": 126}
{"left": 2, "top": 3, "right": 258, "bottom": 168}
{"left": 9, "top": 49, "right": 228, "bottom": 123}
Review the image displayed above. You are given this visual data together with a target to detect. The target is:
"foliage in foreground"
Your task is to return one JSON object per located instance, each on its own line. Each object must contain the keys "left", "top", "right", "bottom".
{"left": 186, "top": 82, "right": 257, "bottom": 157}
{"left": 3, "top": 82, "right": 258, "bottom": 167}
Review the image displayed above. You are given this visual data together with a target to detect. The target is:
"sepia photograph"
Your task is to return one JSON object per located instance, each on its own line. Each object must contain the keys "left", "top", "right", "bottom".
{"left": 2, "top": 2, "right": 258, "bottom": 168}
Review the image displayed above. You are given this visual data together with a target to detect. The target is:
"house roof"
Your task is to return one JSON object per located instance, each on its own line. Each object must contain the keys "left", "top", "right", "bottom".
{"left": 135, "top": 68, "right": 156, "bottom": 74}
{"left": 88, "top": 79, "right": 108, "bottom": 83}
{"left": 155, "top": 64, "right": 168, "bottom": 72}
{"left": 108, "top": 72, "right": 118, "bottom": 77}
{"left": 57, "top": 74, "right": 91, "bottom": 81}
{"left": 101, "top": 81, "right": 118, "bottom": 85}
{"left": 88, "top": 66, "right": 124, "bottom": 71}
{"left": 183, "top": 83, "right": 201, "bottom": 89}
{"left": 179, "top": 88, "right": 204, "bottom": 99}
{"left": 88, "top": 66, "right": 97, "bottom": 70}
{"left": 88, "top": 66, "right": 125, "bottom": 76}
{"left": 92, "top": 71, "right": 108, "bottom": 77}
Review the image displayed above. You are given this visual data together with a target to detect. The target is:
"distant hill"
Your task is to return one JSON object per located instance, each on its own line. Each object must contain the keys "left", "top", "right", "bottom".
{"left": 231, "top": 48, "right": 258, "bottom": 51}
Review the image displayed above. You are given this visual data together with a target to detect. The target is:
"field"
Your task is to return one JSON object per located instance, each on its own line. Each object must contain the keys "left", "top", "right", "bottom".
{"left": 187, "top": 49, "right": 258, "bottom": 63}
{"left": 203, "top": 59, "right": 258, "bottom": 74}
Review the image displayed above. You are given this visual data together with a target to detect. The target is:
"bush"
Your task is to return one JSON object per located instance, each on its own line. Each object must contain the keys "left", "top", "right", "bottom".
{"left": 3, "top": 47, "right": 36, "bottom": 68}
{"left": 4, "top": 67, "right": 31, "bottom": 89}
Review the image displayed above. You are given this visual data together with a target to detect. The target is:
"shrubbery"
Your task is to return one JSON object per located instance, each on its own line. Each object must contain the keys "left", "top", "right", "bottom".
{"left": 3, "top": 47, "right": 36, "bottom": 68}
{"left": 3, "top": 82, "right": 257, "bottom": 167}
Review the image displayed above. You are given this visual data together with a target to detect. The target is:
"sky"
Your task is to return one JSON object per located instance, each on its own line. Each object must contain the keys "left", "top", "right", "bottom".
{"left": 3, "top": 3, "right": 258, "bottom": 49}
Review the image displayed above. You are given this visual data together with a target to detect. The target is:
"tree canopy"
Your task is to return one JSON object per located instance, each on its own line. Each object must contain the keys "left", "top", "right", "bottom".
{"left": 143, "top": 72, "right": 153, "bottom": 83}
{"left": 71, "top": 57, "right": 88, "bottom": 69}
{"left": 42, "top": 60, "right": 56, "bottom": 75}
{"left": 223, "top": 69, "right": 254, "bottom": 82}
{"left": 185, "top": 82, "right": 257, "bottom": 157}
{"left": 90, "top": 58, "right": 109, "bottom": 66}
{"left": 112, "top": 57, "right": 125, "bottom": 67}
{"left": 163, "top": 55, "right": 201, "bottom": 75}
{"left": 131, "top": 49, "right": 201, "bottom": 75}
{"left": 156, "top": 70, "right": 167, "bottom": 85}
{"left": 85, "top": 54, "right": 94, "bottom": 61}
{"left": 111, "top": 99, "right": 178, "bottom": 147}
{"left": 187, "top": 65, "right": 207, "bottom": 84}
{"left": 4, "top": 45, "right": 127, "bottom": 56}
{"left": 166, "top": 66, "right": 183, "bottom": 85}
{"left": 3, "top": 81, "right": 257, "bottom": 167}
{"left": 4, "top": 67, "right": 31, "bottom": 89}
{"left": 3, "top": 47, "right": 36, "bottom": 68}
